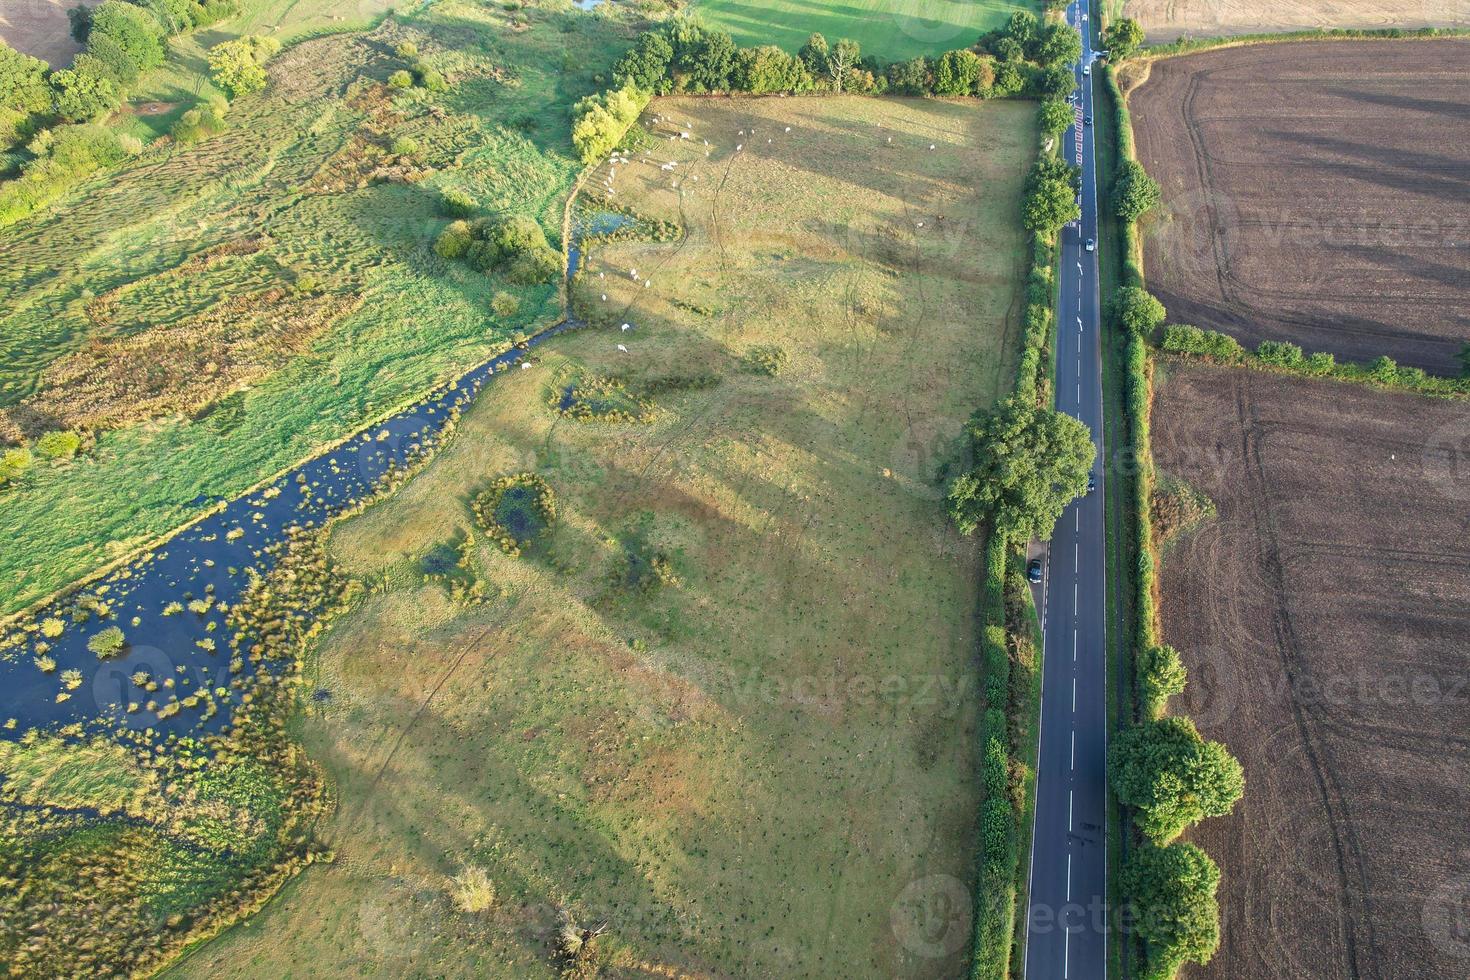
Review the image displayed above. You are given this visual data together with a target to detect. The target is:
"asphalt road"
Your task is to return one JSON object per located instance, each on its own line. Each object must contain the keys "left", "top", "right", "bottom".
{"left": 1023, "top": 3, "right": 1109, "bottom": 978}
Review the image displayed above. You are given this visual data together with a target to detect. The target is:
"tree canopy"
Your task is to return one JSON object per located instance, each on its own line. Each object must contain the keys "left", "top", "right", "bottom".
{"left": 1121, "top": 841, "right": 1223, "bottom": 980}
{"left": 1104, "top": 18, "right": 1146, "bottom": 61}
{"left": 946, "top": 397, "right": 1095, "bottom": 541}
{"left": 1110, "top": 715, "right": 1244, "bottom": 844}
{"left": 1114, "top": 159, "right": 1162, "bottom": 221}
{"left": 1113, "top": 285, "right": 1166, "bottom": 334}
{"left": 1022, "top": 155, "right": 1080, "bottom": 234}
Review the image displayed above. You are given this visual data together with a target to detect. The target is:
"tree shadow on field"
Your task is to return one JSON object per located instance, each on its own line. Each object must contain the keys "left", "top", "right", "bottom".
{"left": 1325, "top": 87, "right": 1470, "bottom": 124}
{"left": 1273, "top": 131, "right": 1470, "bottom": 199}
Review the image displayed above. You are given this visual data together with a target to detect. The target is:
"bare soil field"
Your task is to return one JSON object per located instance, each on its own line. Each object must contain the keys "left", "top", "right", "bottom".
{"left": 1121, "top": 0, "right": 1469, "bottom": 43}
{"left": 1131, "top": 40, "right": 1470, "bottom": 374}
{"left": 0, "top": 0, "right": 102, "bottom": 67}
{"left": 1152, "top": 360, "right": 1470, "bottom": 980}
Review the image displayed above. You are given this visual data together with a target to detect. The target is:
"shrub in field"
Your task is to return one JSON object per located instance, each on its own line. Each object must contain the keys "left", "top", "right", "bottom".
{"left": 1113, "top": 159, "right": 1161, "bottom": 221}
{"left": 171, "top": 98, "right": 228, "bottom": 144}
{"left": 1138, "top": 644, "right": 1187, "bottom": 719}
{"left": 208, "top": 36, "right": 280, "bottom": 97}
{"left": 742, "top": 345, "right": 788, "bottom": 376}
{"left": 1121, "top": 841, "right": 1222, "bottom": 980}
{"left": 88, "top": 625, "right": 127, "bottom": 659}
{"left": 433, "top": 219, "right": 473, "bottom": 259}
{"left": 490, "top": 291, "right": 520, "bottom": 318}
{"left": 1113, "top": 285, "right": 1166, "bottom": 335}
{"left": 394, "top": 41, "right": 419, "bottom": 59}
{"left": 946, "top": 397, "right": 1095, "bottom": 541}
{"left": 1303, "top": 350, "right": 1336, "bottom": 375}
{"left": 1369, "top": 355, "right": 1399, "bottom": 385}
{"left": 571, "top": 83, "right": 649, "bottom": 163}
{"left": 0, "top": 42, "right": 51, "bottom": 147}
{"left": 1, "top": 445, "right": 34, "bottom": 486}
{"left": 471, "top": 473, "right": 556, "bottom": 556}
{"left": 1161, "top": 324, "right": 1243, "bottom": 362}
{"left": 450, "top": 864, "right": 496, "bottom": 913}
{"left": 419, "top": 68, "right": 447, "bottom": 92}
{"left": 387, "top": 69, "right": 413, "bottom": 90}
{"left": 1110, "top": 716, "right": 1244, "bottom": 844}
{"left": 193, "top": 0, "right": 240, "bottom": 27}
{"left": 390, "top": 135, "right": 421, "bottom": 158}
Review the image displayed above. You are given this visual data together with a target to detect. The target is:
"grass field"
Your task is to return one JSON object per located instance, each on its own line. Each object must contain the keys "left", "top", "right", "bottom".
{"left": 1151, "top": 360, "right": 1470, "bottom": 980}
{"left": 0, "top": 0, "right": 636, "bottom": 616}
{"left": 1120, "top": 0, "right": 1469, "bottom": 42}
{"left": 693, "top": 0, "right": 1034, "bottom": 60}
{"left": 1129, "top": 39, "right": 1470, "bottom": 374}
{"left": 168, "top": 94, "right": 1035, "bottom": 978}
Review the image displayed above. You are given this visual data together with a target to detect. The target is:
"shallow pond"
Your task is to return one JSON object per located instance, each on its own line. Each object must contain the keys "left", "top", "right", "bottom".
{"left": 566, "top": 210, "right": 634, "bottom": 278}
{"left": 0, "top": 320, "right": 584, "bottom": 741}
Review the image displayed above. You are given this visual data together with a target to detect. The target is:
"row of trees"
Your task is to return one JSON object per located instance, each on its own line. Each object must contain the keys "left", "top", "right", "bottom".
{"left": 609, "top": 14, "right": 1083, "bottom": 102}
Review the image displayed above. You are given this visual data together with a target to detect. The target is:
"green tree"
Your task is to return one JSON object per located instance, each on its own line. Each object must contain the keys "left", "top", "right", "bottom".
{"left": 1114, "top": 159, "right": 1162, "bottom": 221}
{"left": 1035, "top": 22, "right": 1082, "bottom": 67}
{"left": 933, "top": 49, "right": 983, "bottom": 96}
{"left": 613, "top": 30, "right": 673, "bottom": 94}
{"left": 208, "top": 35, "right": 280, "bottom": 97}
{"left": 1121, "top": 841, "right": 1222, "bottom": 980}
{"left": 668, "top": 18, "right": 735, "bottom": 91}
{"left": 89, "top": 1, "right": 165, "bottom": 73}
{"left": 731, "top": 45, "right": 811, "bottom": 94}
{"left": 1022, "top": 156, "right": 1080, "bottom": 234}
{"left": 797, "top": 32, "right": 829, "bottom": 76}
{"left": 1038, "top": 99, "right": 1073, "bottom": 137}
{"left": 1110, "top": 716, "right": 1244, "bottom": 843}
{"left": 946, "top": 397, "right": 1095, "bottom": 541}
{"left": 825, "top": 38, "right": 861, "bottom": 92}
{"left": 1035, "top": 61, "right": 1077, "bottom": 100}
{"left": 51, "top": 61, "right": 121, "bottom": 121}
{"left": 1113, "top": 285, "right": 1166, "bottom": 334}
{"left": 1, "top": 41, "right": 53, "bottom": 115}
{"left": 1138, "top": 644, "right": 1186, "bottom": 718}
{"left": 1003, "top": 9, "right": 1039, "bottom": 54}
{"left": 885, "top": 56, "right": 931, "bottom": 95}
{"left": 570, "top": 83, "right": 648, "bottom": 163}
{"left": 1104, "top": 18, "right": 1146, "bottom": 61}
{"left": 68, "top": 4, "right": 94, "bottom": 42}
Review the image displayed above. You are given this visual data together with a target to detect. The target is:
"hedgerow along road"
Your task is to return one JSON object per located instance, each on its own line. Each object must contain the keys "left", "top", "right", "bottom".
{"left": 1023, "top": 1, "right": 1109, "bottom": 977}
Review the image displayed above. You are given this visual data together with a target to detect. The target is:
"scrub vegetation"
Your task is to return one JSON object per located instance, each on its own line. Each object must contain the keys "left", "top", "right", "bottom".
{"left": 0, "top": 0, "right": 635, "bottom": 615}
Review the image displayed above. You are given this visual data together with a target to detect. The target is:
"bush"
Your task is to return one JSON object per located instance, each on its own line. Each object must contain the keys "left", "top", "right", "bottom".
{"left": 1110, "top": 716, "right": 1244, "bottom": 844}
{"left": 433, "top": 220, "right": 472, "bottom": 259}
{"left": 88, "top": 625, "right": 127, "bottom": 659}
{"left": 1113, "top": 285, "right": 1166, "bottom": 335}
{"left": 742, "top": 344, "right": 788, "bottom": 376}
{"left": 34, "top": 431, "right": 82, "bottom": 459}
{"left": 450, "top": 865, "right": 496, "bottom": 913}
{"left": 490, "top": 291, "right": 520, "bottom": 318}
{"left": 394, "top": 40, "right": 419, "bottom": 59}
{"left": 1138, "top": 644, "right": 1186, "bottom": 719}
{"left": 419, "top": 68, "right": 447, "bottom": 92}
{"left": 1161, "top": 324, "right": 1243, "bottom": 362}
{"left": 171, "top": 98, "right": 228, "bottom": 144}
{"left": 387, "top": 69, "right": 413, "bottom": 89}
{"left": 932, "top": 48, "right": 984, "bottom": 96}
{"left": 390, "top": 135, "right": 421, "bottom": 158}
{"left": 1255, "top": 339, "right": 1304, "bottom": 368}
{"left": 0, "top": 445, "right": 34, "bottom": 485}
{"left": 1121, "top": 841, "right": 1222, "bottom": 980}
{"left": 1303, "top": 350, "right": 1336, "bottom": 375}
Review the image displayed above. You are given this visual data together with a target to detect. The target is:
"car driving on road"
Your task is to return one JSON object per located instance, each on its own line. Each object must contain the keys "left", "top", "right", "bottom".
{"left": 1028, "top": 559, "right": 1043, "bottom": 584}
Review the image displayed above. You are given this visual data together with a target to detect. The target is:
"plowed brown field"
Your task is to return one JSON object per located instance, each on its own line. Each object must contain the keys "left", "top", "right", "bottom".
{"left": 1152, "top": 360, "right": 1470, "bottom": 980}
{"left": 1132, "top": 40, "right": 1470, "bottom": 375}
{"left": 1121, "top": 0, "right": 1469, "bottom": 43}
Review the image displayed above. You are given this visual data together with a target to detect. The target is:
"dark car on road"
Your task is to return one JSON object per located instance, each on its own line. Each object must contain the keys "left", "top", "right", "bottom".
{"left": 1028, "top": 559, "right": 1044, "bottom": 584}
